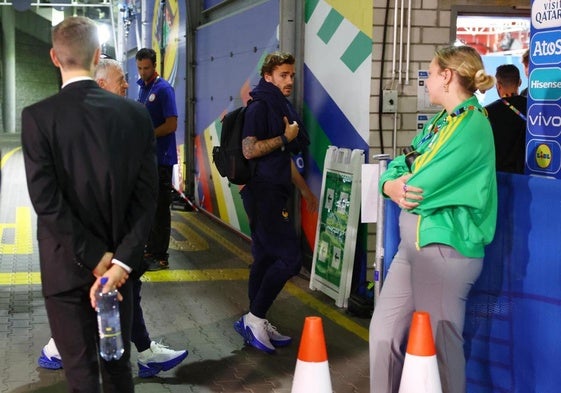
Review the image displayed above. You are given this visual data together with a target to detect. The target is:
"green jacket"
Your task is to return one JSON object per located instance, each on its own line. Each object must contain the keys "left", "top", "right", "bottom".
{"left": 380, "top": 96, "right": 497, "bottom": 258}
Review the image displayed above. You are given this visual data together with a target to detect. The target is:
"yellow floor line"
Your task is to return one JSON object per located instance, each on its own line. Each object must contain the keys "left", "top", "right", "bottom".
{"left": 285, "top": 282, "right": 369, "bottom": 341}
{"left": 0, "top": 146, "right": 21, "bottom": 169}
{"left": 1, "top": 269, "right": 368, "bottom": 342}
{"left": 0, "top": 269, "right": 368, "bottom": 342}
{"left": 0, "top": 272, "right": 42, "bottom": 285}
{"left": 140, "top": 268, "right": 249, "bottom": 282}
{"left": 0, "top": 269, "right": 250, "bottom": 285}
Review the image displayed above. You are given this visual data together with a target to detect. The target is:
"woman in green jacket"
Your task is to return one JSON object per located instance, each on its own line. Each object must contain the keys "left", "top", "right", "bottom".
{"left": 369, "top": 46, "right": 497, "bottom": 393}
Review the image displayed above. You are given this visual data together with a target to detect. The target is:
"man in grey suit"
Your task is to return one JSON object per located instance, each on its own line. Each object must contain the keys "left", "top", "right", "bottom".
{"left": 21, "top": 16, "right": 157, "bottom": 393}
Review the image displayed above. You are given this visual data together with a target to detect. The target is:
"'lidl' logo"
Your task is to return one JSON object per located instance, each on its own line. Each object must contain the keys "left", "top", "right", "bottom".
{"left": 536, "top": 144, "right": 552, "bottom": 168}
{"left": 532, "top": 0, "right": 561, "bottom": 30}
{"left": 531, "top": 30, "right": 561, "bottom": 65}
{"left": 526, "top": 139, "right": 561, "bottom": 174}
{"left": 529, "top": 67, "right": 561, "bottom": 101}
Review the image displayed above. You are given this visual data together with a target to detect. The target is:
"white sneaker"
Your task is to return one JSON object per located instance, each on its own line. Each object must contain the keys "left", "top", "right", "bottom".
{"left": 243, "top": 313, "right": 275, "bottom": 354}
{"left": 38, "top": 337, "right": 63, "bottom": 370}
{"left": 264, "top": 320, "right": 292, "bottom": 347}
{"left": 137, "top": 341, "right": 188, "bottom": 378}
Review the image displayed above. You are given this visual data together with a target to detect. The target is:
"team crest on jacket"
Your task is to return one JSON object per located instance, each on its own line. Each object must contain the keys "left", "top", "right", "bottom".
{"left": 281, "top": 208, "right": 289, "bottom": 221}
{"left": 149, "top": 93, "right": 156, "bottom": 102}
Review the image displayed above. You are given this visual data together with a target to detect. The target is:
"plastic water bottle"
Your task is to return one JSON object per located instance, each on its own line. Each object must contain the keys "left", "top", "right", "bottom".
{"left": 96, "top": 277, "right": 124, "bottom": 361}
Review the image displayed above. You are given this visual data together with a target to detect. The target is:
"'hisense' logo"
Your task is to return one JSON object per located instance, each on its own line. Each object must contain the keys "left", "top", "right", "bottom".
{"left": 529, "top": 68, "right": 561, "bottom": 101}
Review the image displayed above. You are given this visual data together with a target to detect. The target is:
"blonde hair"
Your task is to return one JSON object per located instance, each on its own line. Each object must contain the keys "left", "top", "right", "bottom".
{"left": 435, "top": 46, "right": 495, "bottom": 93}
{"left": 52, "top": 16, "right": 99, "bottom": 71}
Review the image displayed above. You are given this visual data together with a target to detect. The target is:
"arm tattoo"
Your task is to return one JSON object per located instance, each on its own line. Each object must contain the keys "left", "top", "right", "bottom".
{"left": 242, "top": 135, "right": 284, "bottom": 159}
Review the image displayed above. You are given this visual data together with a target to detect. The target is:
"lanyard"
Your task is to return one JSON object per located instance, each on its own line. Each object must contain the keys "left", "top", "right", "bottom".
{"left": 416, "top": 105, "right": 485, "bottom": 150}
{"left": 501, "top": 98, "right": 527, "bottom": 121}
{"left": 419, "top": 110, "right": 446, "bottom": 145}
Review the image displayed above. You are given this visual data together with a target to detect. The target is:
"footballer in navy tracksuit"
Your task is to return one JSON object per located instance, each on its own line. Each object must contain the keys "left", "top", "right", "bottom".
{"left": 234, "top": 52, "right": 318, "bottom": 353}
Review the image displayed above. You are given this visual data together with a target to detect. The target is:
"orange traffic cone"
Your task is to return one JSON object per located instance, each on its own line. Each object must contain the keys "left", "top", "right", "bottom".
{"left": 398, "top": 311, "right": 442, "bottom": 393}
{"left": 291, "top": 316, "right": 332, "bottom": 393}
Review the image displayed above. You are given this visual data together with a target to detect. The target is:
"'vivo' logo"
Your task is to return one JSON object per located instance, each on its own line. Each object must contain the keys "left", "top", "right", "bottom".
{"left": 531, "top": 30, "right": 561, "bottom": 65}
{"left": 528, "top": 103, "right": 561, "bottom": 138}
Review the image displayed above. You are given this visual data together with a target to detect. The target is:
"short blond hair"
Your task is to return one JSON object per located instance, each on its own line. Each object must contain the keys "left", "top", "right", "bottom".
{"left": 52, "top": 16, "right": 99, "bottom": 71}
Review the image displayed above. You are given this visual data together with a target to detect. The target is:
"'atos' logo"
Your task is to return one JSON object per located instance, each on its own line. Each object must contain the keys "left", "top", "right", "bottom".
{"left": 531, "top": 30, "right": 561, "bottom": 65}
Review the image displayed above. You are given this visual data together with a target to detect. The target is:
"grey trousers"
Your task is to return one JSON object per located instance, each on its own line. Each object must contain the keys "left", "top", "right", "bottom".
{"left": 369, "top": 211, "right": 483, "bottom": 393}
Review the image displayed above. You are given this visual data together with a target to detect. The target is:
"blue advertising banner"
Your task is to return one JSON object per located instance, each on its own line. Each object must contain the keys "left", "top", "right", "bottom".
{"left": 383, "top": 173, "right": 561, "bottom": 392}
{"left": 527, "top": 0, "right": 561, "bottom": 177}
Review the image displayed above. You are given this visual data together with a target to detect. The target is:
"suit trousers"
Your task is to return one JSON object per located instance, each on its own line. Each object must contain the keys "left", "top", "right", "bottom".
{"left": 131, "top": 278, "right": 151, "bottom": 352}
{"left": 369, "top": 211, "right": 483, "bottom": 393}
{"left": 146, "top": 165, "right": 173, "bottom": 260}
{"left": 45, "top": 280, "right": 134, "bottom": 393}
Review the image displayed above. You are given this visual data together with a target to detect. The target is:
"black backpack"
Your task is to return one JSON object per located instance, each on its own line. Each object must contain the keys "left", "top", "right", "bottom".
{"left": 212, "top": 101, "right": 256, "bottom": 185}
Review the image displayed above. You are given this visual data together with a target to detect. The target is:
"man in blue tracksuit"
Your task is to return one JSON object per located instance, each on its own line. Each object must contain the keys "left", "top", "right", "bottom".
{"left": 233, "top": 52, "right": 318, "bottom": 353}
{"left": 135, "top": 48, "right": 178, "bottom": 271}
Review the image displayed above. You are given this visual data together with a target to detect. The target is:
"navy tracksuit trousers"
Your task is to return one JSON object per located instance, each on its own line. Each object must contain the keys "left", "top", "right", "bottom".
{"left": 241, "top": 183, "right": 302, "bottom": 318}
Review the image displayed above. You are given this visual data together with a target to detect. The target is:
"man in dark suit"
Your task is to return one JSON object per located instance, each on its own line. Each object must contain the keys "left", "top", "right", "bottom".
{"left": 21, "top": 16, "right": 157, "bottom": 392}
{"left": 36, "top": 57, "right": 188, "bottom": 379}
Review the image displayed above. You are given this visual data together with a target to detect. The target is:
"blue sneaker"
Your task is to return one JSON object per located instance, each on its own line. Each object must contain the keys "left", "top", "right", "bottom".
{"left": 38, "top": 338, "right": 63, "bottom": 370}
{"left": 264, "top": 320, "right": 292, "bottom": 347}
{"left": 137, "top": 341, "right": 188, "bottom": 378}
{"left": 234, "top": 314, "right": 275, "bottom": 354}
{"left": 234, "top": 316, "right": 247, "bottom": 341}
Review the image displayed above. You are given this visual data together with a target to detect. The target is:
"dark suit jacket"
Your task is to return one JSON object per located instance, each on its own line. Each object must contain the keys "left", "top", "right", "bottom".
{"left": 22, "top": 79, "right": 158, "bottom": 297}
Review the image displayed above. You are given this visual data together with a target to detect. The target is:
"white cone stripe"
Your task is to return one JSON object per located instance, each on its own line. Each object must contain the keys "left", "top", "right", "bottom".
{"left": 398, "top": 354, "right": 442, "bottom": 393}
{"left": 291, "top": 359, "right": 332, "bottom": 393}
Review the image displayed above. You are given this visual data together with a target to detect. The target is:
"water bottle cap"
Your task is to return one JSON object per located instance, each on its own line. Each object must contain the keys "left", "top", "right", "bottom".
{"left": 100, "top": 277, "right": 109, "bottom": 286}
